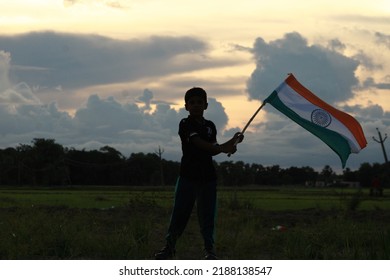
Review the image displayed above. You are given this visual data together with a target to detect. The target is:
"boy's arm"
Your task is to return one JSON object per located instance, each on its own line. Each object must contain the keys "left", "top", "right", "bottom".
{"left": 191, "top": 132, "right": 243, "bottom": 156}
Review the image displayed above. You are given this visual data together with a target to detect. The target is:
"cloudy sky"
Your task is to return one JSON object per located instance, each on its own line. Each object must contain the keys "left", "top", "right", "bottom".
{"left": 1, "top": 0, "right": 390, "bottom": 171}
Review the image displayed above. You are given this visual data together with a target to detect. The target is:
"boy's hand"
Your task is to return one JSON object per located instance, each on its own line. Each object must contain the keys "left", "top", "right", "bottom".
{"left": 223, "top": 142, "right": 237, "bottom": 154}
{"left": 233, "top": 132, "right": 244, "bottom": 143}
{"left": 222, "top": 142, "right": 237, "bottom": 154}
{"left": 226, "top": 132, "right": 244, "bottom": 156}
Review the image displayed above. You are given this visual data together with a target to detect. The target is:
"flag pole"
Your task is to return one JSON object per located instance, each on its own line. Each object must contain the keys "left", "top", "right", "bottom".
{"left": 228, "top": 101, "right": 267, "bottom": 157}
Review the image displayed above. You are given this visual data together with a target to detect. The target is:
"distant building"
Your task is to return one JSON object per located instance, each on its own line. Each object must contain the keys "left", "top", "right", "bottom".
{"left": 340, "top": 181, "right": 361, "bottom": 188}
{"left": 305, "top": 180, "right": 327, "bottom": 187}
{"left": 305, "top": 180, "right": 360, "bottom": 188}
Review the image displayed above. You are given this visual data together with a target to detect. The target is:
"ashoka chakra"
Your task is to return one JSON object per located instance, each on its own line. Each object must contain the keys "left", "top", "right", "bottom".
{"left": 311, "top": 109, "right": 332, "bottom": 127}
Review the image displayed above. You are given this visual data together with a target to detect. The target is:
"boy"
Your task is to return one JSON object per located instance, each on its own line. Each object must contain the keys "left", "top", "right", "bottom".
{"left": 155, "top": 87, "right": 243, "bottom": 260}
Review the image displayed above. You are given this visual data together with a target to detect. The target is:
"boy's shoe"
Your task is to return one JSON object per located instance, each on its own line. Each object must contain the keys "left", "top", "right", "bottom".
{"left": 154, "top": 245, "right": 175, "bottom": 260}
{"left": 204, "top": 248, "right": 218, "bottom": 260}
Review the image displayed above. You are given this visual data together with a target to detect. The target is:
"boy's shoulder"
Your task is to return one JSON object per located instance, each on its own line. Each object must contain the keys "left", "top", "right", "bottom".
{"left": 179, "top": 118, "right": 216, "bottom": 137}
{"left": 204, "top": 119, "right": 216, "bottom": 129}
{"left": 179, "top": 117, "right": 215, "bottom": 125}
{"left": 179, "top": 117, "right": 188, "bottom": 124}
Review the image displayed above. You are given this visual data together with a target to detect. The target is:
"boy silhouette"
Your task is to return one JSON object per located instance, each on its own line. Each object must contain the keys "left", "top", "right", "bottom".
{"left": 155, "top": 87, "right": 243, "bottom": 259}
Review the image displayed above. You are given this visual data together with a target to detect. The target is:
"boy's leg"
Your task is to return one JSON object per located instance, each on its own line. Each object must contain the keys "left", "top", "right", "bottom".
{"left": 196, "top": 180, "right": 217, "bottom": 252}
{"left": 165, "top": 176, "right": 196, "bottom": 248}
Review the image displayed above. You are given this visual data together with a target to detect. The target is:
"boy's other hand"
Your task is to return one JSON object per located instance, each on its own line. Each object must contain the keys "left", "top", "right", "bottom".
{"left": 220, "top": 142, "right": 237, "bottom": 154}
{"left": 233, "top": 132, "right": 244, "bottom": 143}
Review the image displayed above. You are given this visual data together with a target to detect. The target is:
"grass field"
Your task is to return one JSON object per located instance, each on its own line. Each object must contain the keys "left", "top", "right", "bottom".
{"left": 0, "top": 185, "right": 389, "bottom": 259}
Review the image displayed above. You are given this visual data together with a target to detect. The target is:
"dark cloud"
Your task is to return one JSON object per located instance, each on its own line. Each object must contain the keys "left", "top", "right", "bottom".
{"left": 342, "top": 104, "right": 385, "bottom": 121}
{"left": 352, "top": 51, "right": 381, "bottom": 71}
{"left": 361, "top": 77, "right": 390, "bottom": 90}
{"left": 327, "top": 39, "right": 346, "bottom": 52}
{"left": 0, "top": 31, "right": 225, "bottom": 89}
{"left": 246, "top": 32, "right": 360, "bottom": 104}
{"left": 375, "top": 32, "right": 390, "bottom": 49}
{"left": 0, "top": 51, "right": 11, "bottom": 91}
{"left": 137, "top": 89, "right": 154, "bottom": 111}
{"left": 204, "top": 98, "right": 229, "bottom": 131}
{"left": 74, "top": 94, "right": 145, "bottom": 135}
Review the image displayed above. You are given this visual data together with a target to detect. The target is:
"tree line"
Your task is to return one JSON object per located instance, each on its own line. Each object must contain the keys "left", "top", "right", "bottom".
{"left": 0, "top": 138, "right": 388, "bottom": 187}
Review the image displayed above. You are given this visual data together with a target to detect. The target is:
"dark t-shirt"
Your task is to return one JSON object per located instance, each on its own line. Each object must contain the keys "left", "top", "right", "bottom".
{"left": 178, "top": 116, "right": 217, "bottom": 181}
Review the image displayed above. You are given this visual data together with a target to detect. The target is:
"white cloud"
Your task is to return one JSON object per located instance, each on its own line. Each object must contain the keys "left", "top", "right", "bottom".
{"left": 63, "top": 0, "right": 131, "bottom": 9}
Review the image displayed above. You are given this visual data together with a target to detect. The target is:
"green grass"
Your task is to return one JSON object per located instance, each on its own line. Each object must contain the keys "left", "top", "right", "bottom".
{"left": 2, "top": 186, "right": 389, "bottom": 211}
{"left": 218, "top": 187, "right": 390, "bottom": 211}
{"left": 0, "top": 185, "right": 389, "bottom": 259}
{"left": 0, "top": 187, "right": 173, "bottom": 209}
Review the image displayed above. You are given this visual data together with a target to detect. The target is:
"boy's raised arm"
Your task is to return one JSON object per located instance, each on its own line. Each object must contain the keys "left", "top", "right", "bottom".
{"left": 191, "top": 132, "right": 243, "bottom": 156}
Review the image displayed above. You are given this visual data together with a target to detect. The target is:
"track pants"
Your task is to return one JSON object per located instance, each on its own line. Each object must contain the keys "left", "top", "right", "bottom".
{"left": 165, "top": 176, "right": 217, "bottom": 250}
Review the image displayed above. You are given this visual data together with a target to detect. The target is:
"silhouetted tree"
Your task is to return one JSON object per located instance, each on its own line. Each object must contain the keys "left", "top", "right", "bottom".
{"left": 319, "top": 165, "right": 336, "bottom": 186}
{"left": 127, "top": 153, "right": 160, "bottom": 186}
{"left": 6, "top": 138, "right": 389, "bottom": 188}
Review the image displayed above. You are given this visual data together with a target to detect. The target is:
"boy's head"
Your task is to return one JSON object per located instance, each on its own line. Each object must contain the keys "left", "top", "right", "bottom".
{"left": 184, "top": 87, "right": 208, "bottom": 116}
{"left": 184, "top": 87, "right": 207, "bottom": 104}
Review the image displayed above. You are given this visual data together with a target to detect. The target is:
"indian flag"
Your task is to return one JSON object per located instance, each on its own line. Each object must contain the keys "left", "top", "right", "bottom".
{"left": 265, "top": 74, "right": 367, "bottom": 168}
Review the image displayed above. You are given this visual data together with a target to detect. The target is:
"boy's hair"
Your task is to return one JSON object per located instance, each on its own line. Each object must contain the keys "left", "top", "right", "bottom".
{"left": 184, "top": 87, "right": 207, "bottom": 103}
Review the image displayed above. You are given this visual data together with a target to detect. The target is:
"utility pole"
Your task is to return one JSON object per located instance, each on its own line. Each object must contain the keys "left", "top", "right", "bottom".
{"left": 154, "top": 146, "right": 165, "bottom": 186}
{"left": 373, "top": 128, "right": 388, "bottom": 164}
